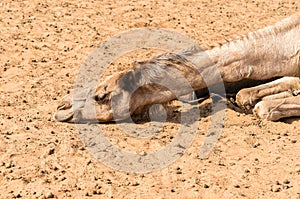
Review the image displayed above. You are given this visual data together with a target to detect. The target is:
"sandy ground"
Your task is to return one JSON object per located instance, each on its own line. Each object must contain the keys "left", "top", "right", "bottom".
{"left": 1, "top": 0, "right": 300, "bottom": 198}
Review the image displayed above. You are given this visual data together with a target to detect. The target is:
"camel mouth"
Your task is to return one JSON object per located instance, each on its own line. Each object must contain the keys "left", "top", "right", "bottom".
{"left": 54, "top": 92, "right": 114, "bottom": 123}
{"left": 53, "top": 107, "right": 75, "bottom": 122}
{"left": 53, "top": 95, "right": 87, "bottom": 123}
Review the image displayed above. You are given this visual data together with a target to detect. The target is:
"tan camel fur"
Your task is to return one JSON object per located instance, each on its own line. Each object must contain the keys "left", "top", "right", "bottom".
{"left": 54, "top": 13, "right": 300, "bottom": 122}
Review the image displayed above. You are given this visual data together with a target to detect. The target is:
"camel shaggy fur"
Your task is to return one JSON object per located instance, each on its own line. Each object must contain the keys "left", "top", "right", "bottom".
{"left": 54, "top": 13, "right": 300, "bottom": 122}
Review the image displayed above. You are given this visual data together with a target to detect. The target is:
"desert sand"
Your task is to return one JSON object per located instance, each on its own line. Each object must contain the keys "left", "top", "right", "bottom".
{"left": 1, "top": 0, "right": 300, "bottom": 198}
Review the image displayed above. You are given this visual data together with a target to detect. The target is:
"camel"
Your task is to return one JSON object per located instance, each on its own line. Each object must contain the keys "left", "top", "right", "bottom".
{"left": 54, "top": 13, "right": 300, "bottom": 123}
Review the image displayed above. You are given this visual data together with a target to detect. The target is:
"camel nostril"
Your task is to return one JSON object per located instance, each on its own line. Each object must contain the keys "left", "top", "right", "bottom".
{"left": 57, "top": 104, "right": 66, "bottom": 110}
{"left": 57, "top": 101, "right": 71, "bottom": 110}
{"left": 56, "top": 94, "right": 73, "bottom": 111}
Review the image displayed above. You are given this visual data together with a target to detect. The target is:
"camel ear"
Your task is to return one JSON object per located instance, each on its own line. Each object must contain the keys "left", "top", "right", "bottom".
{"left": 119, "top": 68, "right": 141, "bottom": 92}
{"left": 133, "top": 61, "right": 146, "bottom": 66}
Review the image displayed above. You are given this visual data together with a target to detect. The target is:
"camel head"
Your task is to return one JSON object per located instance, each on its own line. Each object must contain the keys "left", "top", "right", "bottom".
{"left": 54, "top": 59, "right": 159, "bottom": 123}
{"left": 54, "top": 53, "right": 201, "bottom": 123}
{"left": 53, "top": 71, "right": 135, "bottom": 123}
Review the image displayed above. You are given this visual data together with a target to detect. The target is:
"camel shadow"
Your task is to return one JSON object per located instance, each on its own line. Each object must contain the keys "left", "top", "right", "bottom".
{"left": 128, "top": 95, "right": 226, "bottom": 125}
{"left": 128, "top": 77, "right": 300, "bottom": 125}
{"left": 280, "top": 117, "right": 300, "bottom": 124}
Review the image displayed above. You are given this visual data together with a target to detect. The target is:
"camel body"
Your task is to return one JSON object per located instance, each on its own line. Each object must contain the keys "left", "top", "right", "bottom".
{"left": 54, "top": 13, "right": 300, "bottom": 122}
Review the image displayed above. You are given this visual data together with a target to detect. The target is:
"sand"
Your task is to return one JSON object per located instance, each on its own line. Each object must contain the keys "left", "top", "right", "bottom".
{"left": 1, "top": 0, "right": 300, "bottom": 198}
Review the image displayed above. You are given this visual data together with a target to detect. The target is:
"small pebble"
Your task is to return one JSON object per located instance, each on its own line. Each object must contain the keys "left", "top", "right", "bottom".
{"left": 176, "top": 171, "right": 182, "bottom": 174}
{"left": 252, "top": 142, "right": 260, "bottom": 148}
{"left": 131, "top": 182, "right": 140, "bottom": 186}
{"left": 283, "top": 179, "right": 290, "bottom": 184}
{"left": 45, "top": 192, "right": 55, "bottom": 198}
{"left": 6, "top": 163, "right": 15, "bottom": 169}
{"left": 283, "top": 131, "right": 289, "bottom": 136}
{"left": 244, "top": 169, "right": 250, "bottom": 173}
{"left": 93, "top": 190, "right": 102, "bottom": 195}
{"left": 48, "top": 148, "right": 55, "bottom": 155}
{"left": 204, "top": 184, "right": 210, "bottom": 188}
{"left": 282, "top": 185, "right": 290, "bottom": 190}
{"left": 15, "top": 194, "right": 22, "bottom": 198}
{"left": 275, "top": 181, "right": 281, "bottom": 185}
{"left": 271, "top": 187, "right": 281, "bottom": 192}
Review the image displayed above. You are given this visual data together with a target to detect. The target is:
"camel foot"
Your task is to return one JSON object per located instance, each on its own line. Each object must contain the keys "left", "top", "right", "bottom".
{"left": 253, "top": 95, "right": 300, "bottom": 121}
{"left": 236, "top": 77, "right": 300, "bottom": 110}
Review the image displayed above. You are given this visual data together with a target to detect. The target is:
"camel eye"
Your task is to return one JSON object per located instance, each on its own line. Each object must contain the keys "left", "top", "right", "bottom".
{"left": 95, "top": 93, "right": 109, "bottom": 101}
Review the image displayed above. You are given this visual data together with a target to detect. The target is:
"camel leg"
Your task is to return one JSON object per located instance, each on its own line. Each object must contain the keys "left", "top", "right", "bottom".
{"left": 236, "top": 77, "right": 300, "bottom": 109}
{"left": 253, "top": 95, "right": 300, "bottom": 121}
